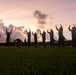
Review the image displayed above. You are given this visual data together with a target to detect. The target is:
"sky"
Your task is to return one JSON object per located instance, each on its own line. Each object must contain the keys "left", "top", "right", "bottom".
{"left": 0, "top": 0, "right": 76, "bottom": 41}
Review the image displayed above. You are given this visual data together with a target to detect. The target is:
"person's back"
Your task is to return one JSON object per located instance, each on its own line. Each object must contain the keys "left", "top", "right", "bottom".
{"left": 34, "top": 33, "right": 37, "bottom": 42}
{"left": 6, "top": 29, "right": 12, "bottom": 47}
{"left": 27, "top": 30, "right": 31, "bottom": 47}
{"left": 33, "top": 32, "right": 38, "bottom": 47}
{"left": 42, "top": 31, "right": 46, "bottom": 40}
{"left": 59, "top": 26, "right": 63, "bottom": 38}
{"left": 6, "top": 28, "right": 12, "bottom": 42}
{"left": 68, "top": 26, "right": 75, "bottom": 39}
{"left": 72, "top": 27, "right": 76, "bottom": 39}
{"left": 56, "top": 25, "right": 64, "bottom": 47}
{"left": 51, "top": 29, "right": 54, "bottom": 40}
{"left": 7, "top": 32, "right": 11, "bottom": 42}
{"left": 28, "top": 32, "right": 31, "bottom": 39}
{"left": 40, "top": 31, "right": 46, "bottom": 47}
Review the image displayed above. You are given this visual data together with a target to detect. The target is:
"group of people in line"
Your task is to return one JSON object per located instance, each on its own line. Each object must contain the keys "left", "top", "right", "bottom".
{"left": 3, "top": 24, "right": 76, "bottom": 47}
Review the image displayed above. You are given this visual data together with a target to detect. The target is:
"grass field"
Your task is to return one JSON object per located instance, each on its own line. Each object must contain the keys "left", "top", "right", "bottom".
{"left": 0, "top": 46, "right": 76, "bottom": 75}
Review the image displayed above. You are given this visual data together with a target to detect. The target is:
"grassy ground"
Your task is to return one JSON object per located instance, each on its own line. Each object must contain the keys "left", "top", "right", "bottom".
{"left": 0, "top": 46, "right": 76, "bottom": 75}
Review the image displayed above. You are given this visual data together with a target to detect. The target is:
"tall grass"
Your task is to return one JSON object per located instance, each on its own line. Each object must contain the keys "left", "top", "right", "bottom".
{"left": 0, "top": 46, "right": 76, "bottom": 75}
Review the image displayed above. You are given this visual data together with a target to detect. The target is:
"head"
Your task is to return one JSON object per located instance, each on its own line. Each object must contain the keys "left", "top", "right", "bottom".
{"left": 72, "top": 27, "right": 75, "bottom": 30}
{"left": 73, "top": 24, "right": 75, "bottom": 28}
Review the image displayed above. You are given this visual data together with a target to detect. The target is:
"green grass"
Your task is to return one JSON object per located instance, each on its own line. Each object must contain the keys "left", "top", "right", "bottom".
{"left": 0, "top": 46, "right": 76, "bottom": 75}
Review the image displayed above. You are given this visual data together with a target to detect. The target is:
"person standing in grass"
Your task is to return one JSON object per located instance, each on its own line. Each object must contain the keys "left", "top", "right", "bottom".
{"left": 26, "top": 29, "right": 31, "bottom": 47}
{"left": 40, "top": 30, "right": 46, "bottom": 47}
{"left": 47, "top": 29, "right": 54, "bottom": 47}
{"left": 32, "top": 32, "right": 38, "bottom": 47}
{"left": 56, "top": 24, "right": 65, "bottom": 47}
{"left": 68, "top": 25, "right": 76, "bottom": 47}
{"left": 6, "top": 28, "right": 12, "bottom": 46}
{"left": 24, "top": 38, "right": 27, "bottom": 46}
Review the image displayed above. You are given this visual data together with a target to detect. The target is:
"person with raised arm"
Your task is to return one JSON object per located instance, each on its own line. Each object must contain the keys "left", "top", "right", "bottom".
{"left": 26, "top": 29, "right": 31, "bottom": 47}
{"left": 68, "top": 25, "right": 76, "bottom": 47}
{"left": 55, "top": 24, "right": 65, "bottom": 47}
{"left": 40, "top": 30, "right": 46, "bottom": 47}
{"left": 6, "top": 28, "right": 13, "bottom": 46}
{"left": 47, "top": 29, "right": 54, "bottom": 47}
{"left": 32, "top": 32, "right": 38, "bottom": 47}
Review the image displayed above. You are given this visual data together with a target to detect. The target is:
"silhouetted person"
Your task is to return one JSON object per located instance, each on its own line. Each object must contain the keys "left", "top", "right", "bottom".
{"left": 0, "top": 35, "right": 1, "bottom": 45}
{"left": 40, "top": 30, "right": 46, "bottom": 47}
{"left": 68, "top": 25, "right": 76, "bottom": 47}
{"left": 73, "top": 24, "right": 76, "bottom": 47}
{"left": 14, "top": 39, "right": 22, "bottom": 48}
{"left": 32, "top": 32, "right": 38, "bottom": 47}
{"left": 47, "top": 29, "right": 54, "bottom": 47}
{"left": 26, "top": 29, "right": 31, "bottom": 47}
{"left": 56, "top": 25, "right": 65, "bottom": 47}
{"left": 24, "top": 38, "right": 27, "bottom": 46}
{"left": 6, "top": 28, "right": 12, "bottom": 46}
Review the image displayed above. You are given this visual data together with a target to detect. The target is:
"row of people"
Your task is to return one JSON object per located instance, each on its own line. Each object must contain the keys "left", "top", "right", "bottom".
{"left": 5, "top": 25, "right": 76, "bottom": 47}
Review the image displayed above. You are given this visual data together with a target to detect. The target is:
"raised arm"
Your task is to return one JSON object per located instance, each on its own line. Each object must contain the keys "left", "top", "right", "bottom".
{"left": 68, "top": 25, "right": 72, "bottom": 31}
{"left": 40, "top": 31, "right": 42, "bottom": 35}
{"left": 32, "top": 32, "right": 34, "bottom": 35}
{"left": 55, "top": 25, "right": 59, "bottom": 31}
{"left": 10, "top": 29, "right": 13, "bottom": 34}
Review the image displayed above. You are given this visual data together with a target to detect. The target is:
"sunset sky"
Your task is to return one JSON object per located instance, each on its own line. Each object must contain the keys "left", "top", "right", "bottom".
{"left": 0, "top": 0, "right": 76, "bottom": 39}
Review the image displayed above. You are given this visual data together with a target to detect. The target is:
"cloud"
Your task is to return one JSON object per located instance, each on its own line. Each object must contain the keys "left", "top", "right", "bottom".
{"left": 0, "top": 19, "right": 59, "bottom": 43}
{"left": 0, "top": 20, "right": 25, "bottom": 43}
{"left": 34, "top": 10, "right": 48, "bottom": 29}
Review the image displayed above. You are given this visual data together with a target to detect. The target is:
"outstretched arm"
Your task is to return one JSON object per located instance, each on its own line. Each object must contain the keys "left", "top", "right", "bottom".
{"left": 55, "top": 25, "right": 59, "bottom": 31}
{"left": 68, "top": 25, "right": 72, "bottom": 31}
{"left": 10, "top": 29, "right": 13, "bottom": 34}
{"left": 32, "top": 32, "right": 34, "bottom": 35}
{"left": 40, "top": 31, "right": 42, "bottom": 35}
